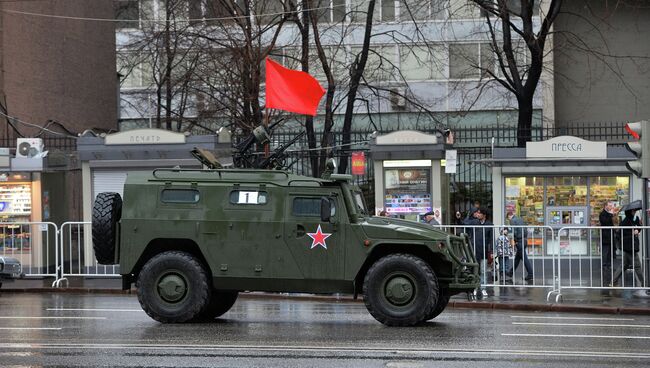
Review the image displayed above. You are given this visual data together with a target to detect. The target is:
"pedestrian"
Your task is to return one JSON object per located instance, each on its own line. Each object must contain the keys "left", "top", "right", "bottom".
{"left": 378, "top": 210, "right": 389, "bottom": 217}
{"left": 465, "top": 200, "right": 481, "bottom": 222}
{"left": 506, "top": 210, "right": 533, "bottom": 282}
{"left": 423, "top": 211, "right": 439, "bottom": 226}
{"left": 599, "top": 201, "right": 617, "bottom": 286}
{"left": 454, "top": 210, "right": 464, "bottom": 235}
{"left": 494, "top": 228, "right": 514, "bottom": 283}
{"left": 611, "top": 209, "right": 646, "bottom": 294}
{"left": 464, "top": 207, "right": 493, "bottom": 299}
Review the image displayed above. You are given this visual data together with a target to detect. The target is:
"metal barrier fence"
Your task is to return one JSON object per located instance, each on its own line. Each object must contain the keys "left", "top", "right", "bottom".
{"left": 0, "top": 222, "right": 59, "bottom": 278}
{"left": 549, "top": 226, "right": 650, "bottom": 302}
{"left": 4, "top": 220, "right": 650, "bottom": 300}
{"left": 53, "top": 222, "right": 119, "bottom": 287}
{"left": 436, "top": 225, "right": 558, "bottom": 294}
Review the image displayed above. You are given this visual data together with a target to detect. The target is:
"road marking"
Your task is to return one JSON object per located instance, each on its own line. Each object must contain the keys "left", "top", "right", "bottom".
{"left": 512, "top": 322, "right": 650, "bottom": 328}
{"left": 0, "top": 317, "right": 106, "bottom": 320}
{"left": 0, "top": 328, "right": 62, "bottom": 330}
{"left": 504, "top": 333, "right": 650, "bottom": 340}
{"left": 47, "top": 308, "right": 143, "bottom": 312}
{"left": 511, "top": 315, "right": 635, "bottom": 321}
{"left": 1, "top": 343, "right": 649, "bottom": 359}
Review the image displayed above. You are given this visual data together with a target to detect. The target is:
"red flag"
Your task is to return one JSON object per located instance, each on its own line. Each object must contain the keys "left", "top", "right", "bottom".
{"left": 265, "top": 58, "right": 325, "bottom": 116}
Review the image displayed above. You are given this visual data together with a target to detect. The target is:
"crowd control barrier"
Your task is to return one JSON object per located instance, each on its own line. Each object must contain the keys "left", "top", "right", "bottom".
{"left": 3, "top": 219, "right": 648, "bottom": 299}
{"left": 550, "top": 225, "right": 649, "bottom": 301}
{"left": 0, "top": 222, "right": 59, "bottom": 279}
{"left": 437, "top": 225, "right": 558, "bottom": 294}
{"left": 52, "top": 222, "right": 119, "bottom": 287}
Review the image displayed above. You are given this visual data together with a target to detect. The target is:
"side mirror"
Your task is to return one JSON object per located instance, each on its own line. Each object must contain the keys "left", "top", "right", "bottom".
{"left": 320, "top": 197, "right": 331, "bottom": 223}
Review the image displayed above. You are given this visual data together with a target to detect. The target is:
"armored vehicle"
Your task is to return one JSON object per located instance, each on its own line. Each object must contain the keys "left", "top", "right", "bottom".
{"left": 92, "top": 166, "right": 478, "bottom": 326}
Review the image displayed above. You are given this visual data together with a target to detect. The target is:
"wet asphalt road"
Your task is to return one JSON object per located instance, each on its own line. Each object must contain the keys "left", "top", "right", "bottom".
{"left": 0, "top": 293, "right": 649, "bottom": 367}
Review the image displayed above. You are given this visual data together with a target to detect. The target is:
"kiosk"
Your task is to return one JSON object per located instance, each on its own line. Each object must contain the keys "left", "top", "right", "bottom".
{"left": 369, "top": 131, "right": 447, "bottom": 222}
{"left": 485, "top": 136, "right": 641, "bottom": 258}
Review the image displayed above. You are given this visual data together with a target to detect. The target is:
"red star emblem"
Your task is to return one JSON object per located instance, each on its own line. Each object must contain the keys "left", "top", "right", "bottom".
{"left": 307, "top": 224, "right": 332, "bottom": 249}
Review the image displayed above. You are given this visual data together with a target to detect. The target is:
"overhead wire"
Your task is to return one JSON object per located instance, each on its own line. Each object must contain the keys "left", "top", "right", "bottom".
{"left": 0, "top": 1, "right": 363, "bottom": 24}
{"left": 0, "top": 110, "right": 77, "bottom": 138}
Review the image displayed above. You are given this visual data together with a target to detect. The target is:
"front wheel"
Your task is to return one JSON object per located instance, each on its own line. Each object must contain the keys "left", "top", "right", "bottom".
{"left": 136, "top": 251, "right": 210, "bottom": 323}
{"left": 425, "top": 293, "right": 450, "bottom": 321}
{"left": 363, "top": 253, "right": 439, "bottom": 326}
{"left": 194, "top": 290, "right": 239, "bottom": 321}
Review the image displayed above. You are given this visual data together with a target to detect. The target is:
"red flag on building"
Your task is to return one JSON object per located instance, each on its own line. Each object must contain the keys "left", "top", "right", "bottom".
{"left": 265, "top": 58, "right": 325, "bottom": 116}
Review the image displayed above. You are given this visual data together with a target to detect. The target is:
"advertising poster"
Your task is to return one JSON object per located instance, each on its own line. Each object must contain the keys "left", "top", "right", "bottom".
{"left": 384, "top": 168, "right": 431, "bottom": 214}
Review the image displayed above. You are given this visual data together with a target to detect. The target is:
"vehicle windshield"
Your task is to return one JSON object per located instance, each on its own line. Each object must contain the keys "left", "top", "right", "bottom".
{"left": 353, "top": 190, "right": 369, "bottom": 217}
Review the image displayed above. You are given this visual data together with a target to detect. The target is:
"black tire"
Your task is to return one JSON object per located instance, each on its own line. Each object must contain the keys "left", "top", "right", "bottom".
{"left": 194, "top": 290, "right": 239, "bottom": 321}
{"left": 136, "top": 251, "right": 210, "bottom": 323}
{"left": 92, "top": 192, "right": 122, "bottom": 265}
{"left": 425, "top": 293, "right": 450, "bottom": 321}
{"left": 363, "top": 253, "right": 439, "bottom": 326}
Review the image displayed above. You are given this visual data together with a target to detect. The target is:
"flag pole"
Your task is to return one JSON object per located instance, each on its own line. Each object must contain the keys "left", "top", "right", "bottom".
{"left": 264, "top": 108, "right": 271, "bottom": 158}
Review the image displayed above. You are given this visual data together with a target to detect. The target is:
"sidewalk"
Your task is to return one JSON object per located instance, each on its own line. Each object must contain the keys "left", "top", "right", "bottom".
{"left": 2, "top": 277, "right": 650, "bottom": 315}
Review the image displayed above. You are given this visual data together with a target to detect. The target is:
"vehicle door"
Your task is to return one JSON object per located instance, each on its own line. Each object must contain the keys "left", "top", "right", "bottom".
{"left": 284, "top": 191, "right": 346, "bottom": 280}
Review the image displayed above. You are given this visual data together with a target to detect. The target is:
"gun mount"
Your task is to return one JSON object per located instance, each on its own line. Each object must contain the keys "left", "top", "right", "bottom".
{"left": 231, "top": 120, "right": 305, "bottom": 170}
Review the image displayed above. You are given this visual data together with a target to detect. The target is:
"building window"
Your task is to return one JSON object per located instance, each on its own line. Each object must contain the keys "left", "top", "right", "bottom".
{"left": 255, "top": 0, "right": 285, "bottom": 24}
{"left": 117, "top": 53, "right": 153, "bottom": 88}
{"left": 350, "top": 45, "right": 397, "bottom": 81}
{"left": 115, "top": 0, "right": 140, "bottom": 29}
{"left": 401, "top": 0, "right": 448, "bottom": 21}
{"left": 381, "top": 0, "right": 397, "bottom": 21}
{"left": 400, "top": 44, "right": 446, "bottom": 80}
{"left": 449, "top": 43, "right": 494, "bottom": 79}
{"left": 449, "top": 0, "right": 479, "bottom": 19}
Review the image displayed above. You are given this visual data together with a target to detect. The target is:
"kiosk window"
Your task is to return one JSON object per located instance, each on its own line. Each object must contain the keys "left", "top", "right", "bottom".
{"left": 161, "top": 189, "right": 200, "bottom": 203}
{"left": 230, "top": 190, "right": 268, "bottom": 205}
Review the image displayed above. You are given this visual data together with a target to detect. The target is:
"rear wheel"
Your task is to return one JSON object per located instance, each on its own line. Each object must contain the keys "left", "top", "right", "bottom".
{"left": 136, "top": 251, "right": 210, "bottom": 323}
{"left": 363, "top": 253, "right": 439, "bottom": 326}
{"left": 92, "top": 192, "right": 122, "bottom": 265}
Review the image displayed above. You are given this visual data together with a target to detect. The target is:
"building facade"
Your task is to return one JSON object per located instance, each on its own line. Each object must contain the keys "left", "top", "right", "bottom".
{"left": 114, "top": 0, "right": 547, "bottom": 134}
{"left": 1, "top": 0, "right": 118, "bottom": 138}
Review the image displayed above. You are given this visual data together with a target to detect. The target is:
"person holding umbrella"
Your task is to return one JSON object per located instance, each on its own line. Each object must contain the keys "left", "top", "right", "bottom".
{"left": 611, "top": 200, "right": 646, "bottom": 295}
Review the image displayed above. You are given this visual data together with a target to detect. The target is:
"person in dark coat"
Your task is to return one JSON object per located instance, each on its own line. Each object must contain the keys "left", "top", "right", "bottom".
{"left": 611, "top": 209, "right": 644, "bottom": 290}
{"left": 506, "top": 210, "right": 533, "bottom": 281}
{"left": 464, "top": 207, "right": 493, "bottom": 298}
{"left": 599, "top": 202, "right": 617, "bottom": 286}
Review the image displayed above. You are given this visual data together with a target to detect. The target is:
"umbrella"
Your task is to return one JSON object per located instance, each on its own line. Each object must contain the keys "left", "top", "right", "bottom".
{"left": 620, "top": 200, "right": 642, "bottom": 212}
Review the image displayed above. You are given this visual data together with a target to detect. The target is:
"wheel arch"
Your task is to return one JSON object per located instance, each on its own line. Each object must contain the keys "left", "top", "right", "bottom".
{"left": 126, "top": 238, "right": 212, "bottom": 287}
{"left": 354, "top": 243, "right": 451, "bottom": 295}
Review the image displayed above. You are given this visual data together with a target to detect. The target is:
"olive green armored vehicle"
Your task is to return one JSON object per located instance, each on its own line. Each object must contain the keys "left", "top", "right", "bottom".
{"left": 92, "top": 165, "right": 478, "bottom": 326}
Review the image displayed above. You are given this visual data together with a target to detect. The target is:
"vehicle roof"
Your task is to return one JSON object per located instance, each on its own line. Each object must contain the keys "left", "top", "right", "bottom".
{"left": 125, "top": 169, "right": 336, "bottom": 187}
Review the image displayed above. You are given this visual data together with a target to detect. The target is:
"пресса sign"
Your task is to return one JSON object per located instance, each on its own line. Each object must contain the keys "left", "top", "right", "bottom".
{"left": 526, "top": 136, "right": 607, "bottom": 159}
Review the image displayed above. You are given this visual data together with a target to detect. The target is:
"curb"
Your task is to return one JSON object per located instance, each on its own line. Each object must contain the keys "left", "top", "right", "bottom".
{"left": 2, "top": 288, "right": 649, "bottom": 316}
{"left": 0, "top": 288, "right": 132, "bottom": 295}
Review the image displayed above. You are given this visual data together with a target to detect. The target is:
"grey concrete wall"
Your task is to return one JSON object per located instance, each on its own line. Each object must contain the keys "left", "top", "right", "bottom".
{"left": 554, "top": 1, "right": 650, "bottom": 125}
{"left": 0, "top": 0, "right": 117, "bottom": 138}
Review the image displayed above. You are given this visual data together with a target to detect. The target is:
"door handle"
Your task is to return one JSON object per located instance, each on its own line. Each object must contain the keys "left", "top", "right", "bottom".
{"left": 296, "top": 224, "right": 306, "bottom": 237}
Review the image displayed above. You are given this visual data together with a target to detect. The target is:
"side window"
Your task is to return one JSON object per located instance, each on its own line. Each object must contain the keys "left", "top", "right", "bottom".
{"left": 161, "top": 189, "right": 200, "bottom": 203}
{"left": 229, "top": 190, "right": 268, "bottom": 205}
{"left": 292, "top": 197, "right": 336, "bottom": 217}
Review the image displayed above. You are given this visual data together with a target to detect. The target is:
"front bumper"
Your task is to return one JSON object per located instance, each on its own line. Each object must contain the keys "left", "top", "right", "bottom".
{"left": 446, "top": 234, "right": 480, "bottom": 291}
{"left": 0, "top": 257, "right": 23, "bottom": 279}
